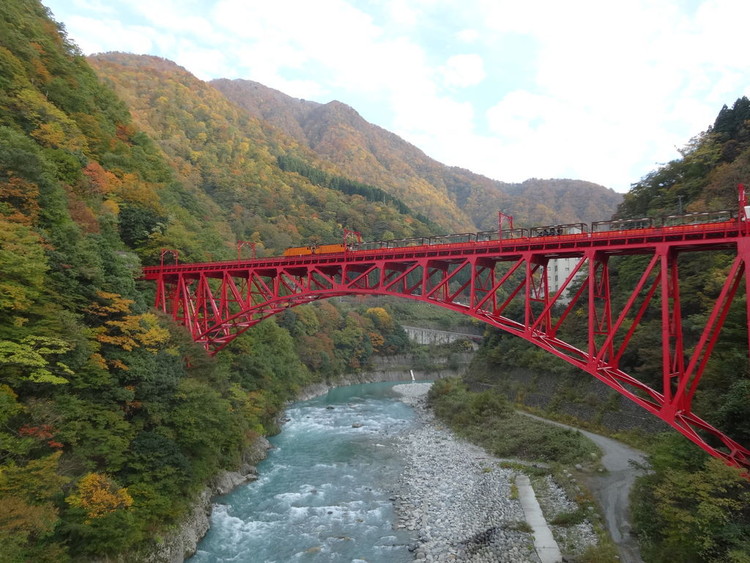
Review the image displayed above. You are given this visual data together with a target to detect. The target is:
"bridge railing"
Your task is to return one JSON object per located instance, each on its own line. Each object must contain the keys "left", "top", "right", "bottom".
{"left": 476, "top": 227, "right": 529, "bottom": 241}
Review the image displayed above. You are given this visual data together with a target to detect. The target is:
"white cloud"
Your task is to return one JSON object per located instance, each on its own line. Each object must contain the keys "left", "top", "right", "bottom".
{"left": 384, "top": 0, "right": 423, "bottom": 26}
{"left": 47, "top": 0, "right": 117, "bottom": 16}
{"left": 213, "top": 0, "right": 380, "bottom": 49}
{"left": 171, "top": 44, "right": 227, "bottom": 81}
{"left": 393, "top": 93, "right": 475, "bottom": 139}
{"left": 440, "top": 54, "right": 486, "bottom": 88}
{"left": 486, "top": 91, "right": 553, "bottom": 139}
{"left": 61, "top": 15, "right": 157, "bottom": 55}
{"left": 209, "top": 0, "right": 393, "bottom": 93}
{"left": 40, "top": 0, "right": 750, "bottom": 192}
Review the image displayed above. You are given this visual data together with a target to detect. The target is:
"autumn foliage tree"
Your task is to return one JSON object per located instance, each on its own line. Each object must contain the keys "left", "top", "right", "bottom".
{"left": 66, "top": 472, "right": 133, "bottom": 522}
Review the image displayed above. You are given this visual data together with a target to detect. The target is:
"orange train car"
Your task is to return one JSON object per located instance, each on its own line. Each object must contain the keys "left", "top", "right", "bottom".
{"left": 282, "top": 246, "right": 314, "bottom": 256}
{"left": 282, "top": 244, "right": 347, "bottom": 257}
{"left": 316, "top": 244, "right": 347, "bottom": 254}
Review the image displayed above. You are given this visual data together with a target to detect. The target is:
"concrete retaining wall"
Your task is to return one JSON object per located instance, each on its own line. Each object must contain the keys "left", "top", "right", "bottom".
{"left": 402, "top": 325, "right": 481, "bottom": 348}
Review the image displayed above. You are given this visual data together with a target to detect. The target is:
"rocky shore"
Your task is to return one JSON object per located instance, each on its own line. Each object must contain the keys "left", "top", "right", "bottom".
{"left": 391, "top": 382, "right": 598, "bottom": 562}
{"left": 139, "top": 437, "right": 273, "bottom": 563}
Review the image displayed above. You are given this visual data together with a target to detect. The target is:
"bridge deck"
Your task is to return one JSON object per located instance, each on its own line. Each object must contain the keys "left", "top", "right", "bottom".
{"left": 143, "top": 221, "right": 743, "bottom": 278}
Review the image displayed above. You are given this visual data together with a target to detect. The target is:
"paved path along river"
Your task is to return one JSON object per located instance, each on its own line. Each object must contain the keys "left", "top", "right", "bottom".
{"left": 521, "top": 413, "right": 647, "bottom": 563}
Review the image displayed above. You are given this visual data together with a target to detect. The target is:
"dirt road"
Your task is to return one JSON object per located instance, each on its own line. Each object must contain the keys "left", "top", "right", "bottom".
{"left": 521, "top": 413, "right": 647, "bottom": 563}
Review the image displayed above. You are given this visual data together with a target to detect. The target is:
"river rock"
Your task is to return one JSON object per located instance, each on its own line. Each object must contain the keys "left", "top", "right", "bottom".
{"left": 391, "top": 382, "right": 599, "bottom": 562}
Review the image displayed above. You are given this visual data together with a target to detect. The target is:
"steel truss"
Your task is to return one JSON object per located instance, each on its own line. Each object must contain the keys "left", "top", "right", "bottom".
{"left": 144, "top": 221, "right": 750, "bottom": 469}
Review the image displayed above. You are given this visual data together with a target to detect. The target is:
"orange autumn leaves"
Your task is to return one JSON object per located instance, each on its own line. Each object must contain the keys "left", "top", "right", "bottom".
{"left": 87, "top": 291, "right": 169, "bottom": 352}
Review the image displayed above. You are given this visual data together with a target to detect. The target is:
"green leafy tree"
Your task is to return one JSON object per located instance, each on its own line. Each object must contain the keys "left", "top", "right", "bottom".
{"left": 0, "top": 451, "right": 69, "bottom": 561}
{"left": 0, "top": 336, "right": 73, "bottom": 385}
{"left": 633, "top": 435, "right": 750, "bottom": 563}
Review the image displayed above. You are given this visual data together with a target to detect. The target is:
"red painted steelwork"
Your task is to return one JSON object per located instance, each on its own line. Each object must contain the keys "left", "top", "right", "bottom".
{"left": 143, "top": 217, "right": 750, "bottom": 470}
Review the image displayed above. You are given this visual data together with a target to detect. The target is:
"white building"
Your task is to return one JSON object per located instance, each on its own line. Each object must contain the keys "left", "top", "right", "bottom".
{"left": 547, "top": 257, "right": 582, "bottom": 304}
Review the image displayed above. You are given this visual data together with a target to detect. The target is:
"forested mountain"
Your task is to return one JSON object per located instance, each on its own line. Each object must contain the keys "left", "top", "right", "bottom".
{"left": 0, "top": 2, "right": 416, "bottom": 559}
{"left": 86, "top": 53, "right": 437, "bottom": 259}
{"left": 213, "top": 78, "right": 623, "bottom": 230}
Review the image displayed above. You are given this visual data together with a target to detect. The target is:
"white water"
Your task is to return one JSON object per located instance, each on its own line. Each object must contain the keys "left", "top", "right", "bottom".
{"left": 189, "top": 382, "right": 418, "bottom": 562}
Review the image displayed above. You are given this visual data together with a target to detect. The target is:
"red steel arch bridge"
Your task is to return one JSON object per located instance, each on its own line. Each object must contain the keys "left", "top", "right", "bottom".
{"left": 143, "top": 190, "right": 750, "bottom": 470}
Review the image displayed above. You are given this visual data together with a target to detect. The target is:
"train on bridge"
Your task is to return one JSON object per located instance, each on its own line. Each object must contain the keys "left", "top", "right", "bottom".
{"left": 282, "top": 208, "right": 741, "bottom": 257}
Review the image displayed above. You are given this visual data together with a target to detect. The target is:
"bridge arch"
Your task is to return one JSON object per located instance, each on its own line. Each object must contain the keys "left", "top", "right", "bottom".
{"left": 144, "top": 223, "right": 750, "bottom": 470}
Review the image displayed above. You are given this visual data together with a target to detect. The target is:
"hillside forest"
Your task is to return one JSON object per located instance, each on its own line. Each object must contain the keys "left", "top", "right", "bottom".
{"left": 0, "top": 1, "right": 748, "bottom": 562}
{"left": 0, "top": 1, "right": 430, "bottom": 559}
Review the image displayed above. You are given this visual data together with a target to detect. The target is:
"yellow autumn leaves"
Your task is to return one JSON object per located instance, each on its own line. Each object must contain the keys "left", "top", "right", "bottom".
{"left": 66, "top": 472, "right": 133, "bottom": 522}
{"left": 87, "top": 291, "right": 170, "bottom": 353}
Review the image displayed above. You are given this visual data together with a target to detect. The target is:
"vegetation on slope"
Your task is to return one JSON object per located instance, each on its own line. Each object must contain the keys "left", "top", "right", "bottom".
{"left": 631, "top": 434, "right": 750, "bottom": 562}
{"left": 0, "top": 2, "right": 417, "bottom": 559}
{"left": 428, "top": 378, "right": 599, "bottom": 465}
{"left": 213, "top": 78, "right": 623, "bottom": 231}
{"left": 276, "top": 153, "right": 438, "bottom": 231}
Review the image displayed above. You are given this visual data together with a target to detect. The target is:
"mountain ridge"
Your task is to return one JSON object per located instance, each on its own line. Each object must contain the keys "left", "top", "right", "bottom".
{"left": 211, "top": 77, "right": 623, "bottom": 230}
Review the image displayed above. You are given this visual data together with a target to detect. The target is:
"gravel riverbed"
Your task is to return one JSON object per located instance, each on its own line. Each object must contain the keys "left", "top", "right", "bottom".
{"left": 390, "top": 382, "right": 598, "bottom": 562}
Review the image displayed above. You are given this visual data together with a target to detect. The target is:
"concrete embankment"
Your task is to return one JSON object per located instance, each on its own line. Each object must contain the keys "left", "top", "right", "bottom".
{"left": 391, "top": 382, "right": 598, "bottom": 563}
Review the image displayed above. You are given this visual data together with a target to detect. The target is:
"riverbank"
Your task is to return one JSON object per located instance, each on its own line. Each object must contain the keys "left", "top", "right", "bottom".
{"left": 391, "top": 383, "right": 598, "bottom": 562}
{"left": 162, "top": 376, "right": 609, "bottom": 562}
{"left": 139, "top": 436, "right": 273, "bottom": 563}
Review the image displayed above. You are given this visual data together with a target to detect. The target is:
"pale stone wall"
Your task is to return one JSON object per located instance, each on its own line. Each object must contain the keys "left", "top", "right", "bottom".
{"left": 401, "top": 325, "right": 481, "bottom": 349}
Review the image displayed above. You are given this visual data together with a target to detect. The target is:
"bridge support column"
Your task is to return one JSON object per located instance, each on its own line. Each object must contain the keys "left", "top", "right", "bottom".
{"left": 525, "top": 254, "right": 550, "bottom": 335}
{"left": 740, "top": 238, "right": 750, "bottom": 357}
{"left": 658, "top": 247, "right": 684, "bottom": 408}
{"left": 586, "top": 251, "right": 612, "bottom": 362}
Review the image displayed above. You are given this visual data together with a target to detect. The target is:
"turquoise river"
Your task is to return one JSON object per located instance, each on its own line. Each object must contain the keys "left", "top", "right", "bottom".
{"left": 189, "top": 382, "right": 421, "bottom": 562}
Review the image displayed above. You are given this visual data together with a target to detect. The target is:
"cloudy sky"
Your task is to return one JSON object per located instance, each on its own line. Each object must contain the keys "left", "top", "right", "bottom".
{"left": 42, "top": 0, "right": 749, "bottom": 193}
